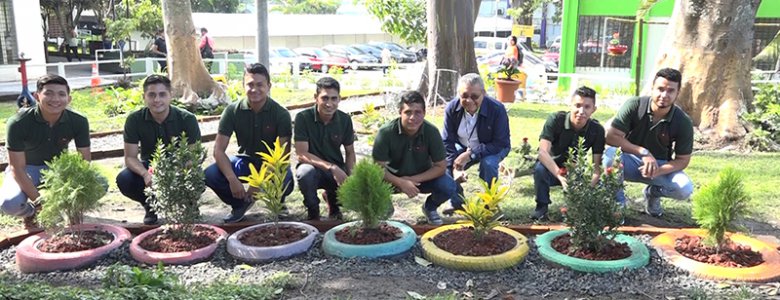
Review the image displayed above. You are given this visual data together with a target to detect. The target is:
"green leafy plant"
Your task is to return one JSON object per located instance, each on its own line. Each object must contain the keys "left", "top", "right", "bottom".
{"left": 691, "top": 167, "right": 751, "bottom": 249}
{"left": 356, "top": 102, "right": 386, "bottom": 132}
{"left": 365, "top": 0, "right": 427, "bottom": 45}
{"left": 240, "top": 138, "right": 291, "bottom": 225}
{"left": 563, "top": 138, "right": 624, "bottom": 253}
{"left": 38, "top": 152, "right": 108, "bottom": 231}
{"left": 743, "top": 84, "right": 780, "bottom": 151}
{"left": 103, "top": 262, "right": 182, "bottom": 291}
{"left": 455, "top": 178, "right": 509, "bottom": 239}
{"left": 146, "top": 133, "right": 206, "bottom": 236}
{"left": 496, "top": 63, "right": 520, "bottom": 81}
{"left": 501, "top": 137, "right": 535, "bottom": 177}
{"left": 337, "top": 158, "right": 394, "bottom": 229}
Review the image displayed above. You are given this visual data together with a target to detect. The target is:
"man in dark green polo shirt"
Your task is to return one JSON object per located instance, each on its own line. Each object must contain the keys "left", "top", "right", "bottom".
{"left": 1, "top": 74, "right": 90, "bottom": 228}
{"left": 372, "top": 90, "right": 456, "bottom": 225}
{"left": 115, "top": 75, "right": 201, "bottom": 225}
{"left": 204, "top": 63, "right": 294, "bottom": 223}
{"left": 294, "top": 77, "right": 356, "bottom": 220}
{"left": 531, "top": 86, "right": 605, "bottom": 220}
{"left": 605, "top": 68, "right": 694, "bottom": 217}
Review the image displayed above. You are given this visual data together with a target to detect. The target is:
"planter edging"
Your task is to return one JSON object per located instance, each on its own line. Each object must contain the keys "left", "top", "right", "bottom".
{"left": 420, "top": 224, "right": 529, "bottom": 271}
{"left": 535, "top": 229, "right": 650, "bottom": 273}
{"left": 322, "top": 221, "right": 416, "bottom": 259}
{"left": 129, "top": 224, "right": 227, "bottom": 265}
{"left": 226, "top": 221, "right": 318, "bottom": 263}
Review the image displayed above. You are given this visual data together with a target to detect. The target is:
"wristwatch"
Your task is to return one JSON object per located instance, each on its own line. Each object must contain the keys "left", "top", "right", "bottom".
{"left": 638, "top": 148, "right": 650, "bottom": 157}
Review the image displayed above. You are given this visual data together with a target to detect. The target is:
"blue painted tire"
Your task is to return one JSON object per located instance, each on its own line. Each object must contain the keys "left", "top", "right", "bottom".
{"left": 322, "top": 221, "right": 416, "bottom": 259}
{"left": 535, "top": 229, "right": 650, "bottom": 273}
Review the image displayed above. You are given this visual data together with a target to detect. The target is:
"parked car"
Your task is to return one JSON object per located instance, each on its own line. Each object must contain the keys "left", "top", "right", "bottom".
{"left": 543, "top": 45, "right": 560, "bottom": 67}
{"left": 293, "top": 47, "right": 349, "bottom": 73}
{"left": 479, "top": 49, "right": 557, "bottom": 81}
{"left": 546, "top": 35, "right": 561, "bottom": 49}
{"left": 322, "top": 45, "right": 379, "bottom": 69}
{"left": 272, "top": 47, "right": 311, "bottom": 71}
{"left": 367, "top": 41, "right": 417, "bottom": 63}
{"left": 474, "top": 36, "right": 532, "bottom": 59}
{"left": 267, "top": 51, "right": 293, "bottom": 75}
{"left": 351, "top": 43, "right": 383, "bottom": 60}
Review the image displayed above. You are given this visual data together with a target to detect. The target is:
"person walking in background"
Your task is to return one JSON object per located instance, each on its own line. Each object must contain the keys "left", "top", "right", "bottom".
{"left": 149, "top": 29, "right": 168, "bottom": 71}
{"left": 66, "top": 29, "right": 81, "bottom": 62}
{"left": 199, "top": 27, "right": 215, "bottom": 72}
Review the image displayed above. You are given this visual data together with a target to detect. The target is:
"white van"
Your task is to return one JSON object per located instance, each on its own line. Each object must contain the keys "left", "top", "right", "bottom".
{"left": 474, "top": 36, "right": 531, "bottom": 58}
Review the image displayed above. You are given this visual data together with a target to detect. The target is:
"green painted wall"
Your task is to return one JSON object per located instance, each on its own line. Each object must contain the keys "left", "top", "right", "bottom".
{"left": 757, "top": 1, "right": 780, "bottom": 18}
{"left": 558, "top": 0, "right": 579, "bottom": 86}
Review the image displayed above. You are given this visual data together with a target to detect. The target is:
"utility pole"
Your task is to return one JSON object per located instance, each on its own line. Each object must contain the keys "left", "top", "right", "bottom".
{"left": 255, "top": 0, "right": 269, "bottom": 67}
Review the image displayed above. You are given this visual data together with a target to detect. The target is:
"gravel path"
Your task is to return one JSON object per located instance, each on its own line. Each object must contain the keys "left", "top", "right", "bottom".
{"left": 1, "top": 234, "right": 776, "bottom": 299}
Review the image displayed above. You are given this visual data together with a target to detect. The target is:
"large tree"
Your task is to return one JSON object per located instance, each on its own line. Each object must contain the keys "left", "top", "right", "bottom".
{"left": 161, "top": 0, "right": 222, "bottom": 103}
{"left": 270, "top": 0, "right": 340, "bottom": 14}
{"left": 652, "top": 0, "right": 761, "bottom": 141}
{"left": 40, "top": 0, "right": 102, "bottom": 41}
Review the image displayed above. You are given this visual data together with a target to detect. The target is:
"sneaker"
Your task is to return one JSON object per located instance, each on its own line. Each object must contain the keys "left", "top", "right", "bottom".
{"left": 422, "top": 207, "right": 443, "bottom": 225}
{"left": 442, "top": 206, "right": 463, "bottom": 216}
{"left": 306, "top": 210, "right": 320, "bottom": 221}
{"left": 530, "top": 203, "right": 549, "bottom": 221}
{"left": 223, "top": 200, "right": 255, "bottom": 223}
{"left": 143, "top": 210, "right": 158, "bottom": 225}
{"left": 22, "top": 203, "right": 39, "bottom": 229}
{"left": 644, "top": 186, "right": 663, "bottom": 217}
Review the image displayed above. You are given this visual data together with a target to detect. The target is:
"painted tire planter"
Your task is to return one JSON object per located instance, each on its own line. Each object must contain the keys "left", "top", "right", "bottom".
{"left": 420, "top": 224, "right": 529, "bottom": 271}
{"left": 651, "top": 229, "right": 780, "bottom": 282}
{"left": 130, "top": 224, "right": 227, "bottom": 265}
{"left": 227, "top": 221, "right": 318, "bottom": 263}
{"left": 16, "top": 223, "right": 131, "bottom": 273}
{"left": 536, "top": 229, "right": 650, "bottom": 273}
{"left": 322, "top": 221, "right": 416, "bottom": 259}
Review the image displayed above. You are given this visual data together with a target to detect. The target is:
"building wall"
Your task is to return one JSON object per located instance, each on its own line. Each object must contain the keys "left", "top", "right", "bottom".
{"left": 0, "top": 0, "right": 45, "bottom": 82}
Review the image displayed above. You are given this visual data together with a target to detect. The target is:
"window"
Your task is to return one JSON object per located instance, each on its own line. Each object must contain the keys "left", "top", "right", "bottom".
{"left": 0, "top": 0, "right": 18, "bottom": 65}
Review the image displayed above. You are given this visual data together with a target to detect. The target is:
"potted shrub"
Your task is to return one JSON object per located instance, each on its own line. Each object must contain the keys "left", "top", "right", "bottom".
{"left": 493, "top": 62, "right": 523, "bottom": 103}
{"left": 129, "top": 134, "right": 228, "bottom": 265}
{"left": 421, "top": 178, "right": 529, "bottom": 271}
{"left": 226, "top": 138, "right": 319, "bottom": 262}
{"left": 535, "top": 140, "right": 650, "bottom": 273}
{"left": 498, "top": 137, "right": 535, "bottom": 180}
{"left": 607, "top": 32, "right": 628, "bottom": 56}
{"left": 321, "top": 158, "right": 416, "bottom": 258}
{"left": 651, "top": 167, "right": 780, "bottom": 282}
{"left": 16, "top": 152, "right": 131, "bottom": 273}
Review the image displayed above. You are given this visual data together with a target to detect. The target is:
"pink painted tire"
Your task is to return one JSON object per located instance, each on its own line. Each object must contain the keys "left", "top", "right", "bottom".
{"left": 227, "top": 221, "right": 318, "bottom": 263}
{"left": 15, "top": 223, "right": 131, "bottom": 273}
{"left": 130, "top": 224, "right": 227, "bottom": 265}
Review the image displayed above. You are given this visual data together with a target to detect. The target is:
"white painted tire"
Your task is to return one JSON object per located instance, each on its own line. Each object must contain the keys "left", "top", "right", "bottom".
{"left": 227, "top": 221, "right": 318, "bottom": 263}
{"left": 322, "top": 221, "right": 416, "bottom": 259}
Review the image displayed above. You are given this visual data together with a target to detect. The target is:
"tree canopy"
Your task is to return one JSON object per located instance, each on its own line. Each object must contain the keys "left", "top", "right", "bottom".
{"left": 270, "top": 0, "right": 341, "bottom": 14}
{"left": 364, "top": 0, "right": 427, "bottom": 45}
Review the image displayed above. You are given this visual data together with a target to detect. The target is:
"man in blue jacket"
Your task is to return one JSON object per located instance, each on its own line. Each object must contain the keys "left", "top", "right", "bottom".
{"left": 442, "top": 73, "right": 511, "bottom": 213}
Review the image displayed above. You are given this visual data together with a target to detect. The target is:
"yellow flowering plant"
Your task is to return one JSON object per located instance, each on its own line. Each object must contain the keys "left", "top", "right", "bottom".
{"left": 455, "top": 178, "right": 509, "bottom": 239}
{"left": 239, "top": 138, "right": 290, "bottom": 224}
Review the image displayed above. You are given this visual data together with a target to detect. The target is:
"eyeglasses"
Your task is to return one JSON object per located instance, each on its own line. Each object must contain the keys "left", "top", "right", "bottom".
{"left": 460, "top": 93, "right": 482, "bottom": 101}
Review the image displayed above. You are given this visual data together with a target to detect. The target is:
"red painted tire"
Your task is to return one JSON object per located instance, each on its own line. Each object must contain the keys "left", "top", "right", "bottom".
{"left": 15, "top": 224, "right": 131, "bottom": 273}
{"left": 129, "top": 224, "right": 227, "bottom": 265}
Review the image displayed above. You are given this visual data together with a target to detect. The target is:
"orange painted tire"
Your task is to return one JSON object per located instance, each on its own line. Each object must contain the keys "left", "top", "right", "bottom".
{"left": 651, "top": 229, "right": 780, "bottom": 282}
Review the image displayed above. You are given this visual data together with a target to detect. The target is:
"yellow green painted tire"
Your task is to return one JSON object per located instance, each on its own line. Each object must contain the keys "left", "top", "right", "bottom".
{"left": 651, "top": 229, "right": 780, "bottom": 282}
{"left": 420, "top": 224, "right": 529, "bottom": 271}
{"left": 536, "top": 229, "right": 650, "bottom": 273}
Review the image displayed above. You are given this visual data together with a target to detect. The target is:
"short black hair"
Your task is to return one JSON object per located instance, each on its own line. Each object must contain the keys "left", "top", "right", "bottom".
{"left": 315, "top": 77, "right": 340, "bottom": 95}
{"left": 36, "top": 74, "right": 70, "bottom": 94}
{"left": 398, "top": 90, "right": 426, "bottom": 112}
{"left": 509, "top": 36, "right": 517, "bottom": 44}
{"left": 201, "top": 27, "right": 208, "bottom": 33}
{"left": 573, "top": 86, "right": 597, "bottom": 105}
{"left": 244, "top": 63, "right": 271, "bottom": 84}
{"left": 143, "top": 74, "right": 172, "bottom": 92}
{"left": 653, "top": 68, "right": 682, "bottom": 86}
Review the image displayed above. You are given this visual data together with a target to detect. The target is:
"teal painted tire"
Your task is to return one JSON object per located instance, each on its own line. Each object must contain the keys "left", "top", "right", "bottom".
{"left": 322, "top": 221, "right": 416, "bottom": 259}
{"left": 535, "top": 229, "right": 649, "bottom": 273}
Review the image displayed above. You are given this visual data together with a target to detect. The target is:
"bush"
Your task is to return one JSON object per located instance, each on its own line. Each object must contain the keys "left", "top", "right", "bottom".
{"left": 692, "top": 167, "right": 751, "bottom": 249}
{"left": 562, "top": 138, "right": 624, "bottom": 252}
{"left": 337, "top": 158, "right": 394, "bottom": 229}
{"left": 743, "top": 84, "right": 780, "bottom": 151}
{"left": 38, "top": 152, "right": 108, "bottom": 230}
{"left": 455, "top": 178, "right": 508, "bottom": 239}
{"left": 146, "top": 133, "right": 206, "bottom": 235}
{"left": 240, "top": 138, "right": 291, "bottom": 224}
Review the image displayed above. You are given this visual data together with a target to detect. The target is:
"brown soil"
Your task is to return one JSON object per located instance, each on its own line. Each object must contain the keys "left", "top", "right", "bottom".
{"left": 431, "top": 227, "right": 517, "bottom": 256}
{"left": 335, "top": 222, "right": 402, "bottom": 245}
{"left": 38, "top": 230, "right": 114, "bottom": 253}
{"left": 551, "top": 234, "right": 632, "bottom": 261}
{"left": 674, "top": 235, "right": 764, "bottom": 268}
{"left": 138, "top": 225, "right": 221, "bottom": 253}
{"left": 238, "top": 224, "right": 310, "bottom": 247}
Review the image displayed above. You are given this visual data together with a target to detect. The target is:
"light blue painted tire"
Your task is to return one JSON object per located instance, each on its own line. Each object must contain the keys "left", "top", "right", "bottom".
{"left": 227, "top": 221, "right": 319, "bottom": 263}
{"left": 322, "top": 221, "right": 416, "bottom": 259}
{"left": 535, "top": 229, "right": 650, "bottom": 273}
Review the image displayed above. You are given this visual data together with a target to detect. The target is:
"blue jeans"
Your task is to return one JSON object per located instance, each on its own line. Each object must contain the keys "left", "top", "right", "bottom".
{"left": 533, "top": 161, "right": 561, "bottom": 206}
{"left": 602, "top": 146, "right": 694, "bottom": 203}
{"left": 204, "top": 156, "right": 294, "bottom": 209}
{"left": 448, "top": 147, "right": 510, "bottom": 209}
{"left": 394, "top": 174, "right": 457, "bottom": 211}
{"left": 296, "top": 163, "right": 340, "bottom": 216}
{"left": 0, "top": 165, "right": 47, "bottom": 217}
{"left": 116, "top": 161, "right": 152, "bottom": 209}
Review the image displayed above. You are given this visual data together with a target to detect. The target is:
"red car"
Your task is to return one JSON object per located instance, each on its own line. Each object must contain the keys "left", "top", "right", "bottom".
{"left": 293, "top": 47, "right": 349, "bottom": 73}
{"left": 543, "top": 45, "right": 560, "bottom": 67}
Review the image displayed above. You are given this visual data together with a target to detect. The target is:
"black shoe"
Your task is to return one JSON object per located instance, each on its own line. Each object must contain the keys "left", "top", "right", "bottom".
{"left": 306, "top": 210, "right": 320, "bottom": 221}
{"left": 530, "top": 204, "right": 549, "bottom": 221}
{"left": 143, "top": 210, "right": 158, "bottom": 225}
{"left": 328, "top": 210, "right": 343, "bottom": 221}
{"left": 223, "top": 201, "right": 255, "bottom": 223}
{"left": 442, "top": 206, "right": 463, "bottom": 216}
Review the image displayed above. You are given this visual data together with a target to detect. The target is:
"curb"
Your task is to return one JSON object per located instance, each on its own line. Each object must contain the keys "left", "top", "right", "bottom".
{"left": 420, "top": 224, "right": 529, "bottom": 271}
{"left": 535, "top": 229, "right": 650, "bottom": 273}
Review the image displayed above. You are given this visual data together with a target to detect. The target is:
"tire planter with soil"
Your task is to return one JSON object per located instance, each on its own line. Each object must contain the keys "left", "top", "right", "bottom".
{"left": 536, "top": 229, "right": 650, "bottom": 273}
{"left": 420, "top": 224, "right": 529, "bottom": 271}
{"left": 227, "top": 221, "right": 318, "bottom": 263}
{"left": 322, "top": 221, "right": 416, "bottom": 259}
{"left": 130, "top": 224, "right": 227, "bottom": 265}
{"left": 16, "top": 224, "right": 131, "bottom": 273}
{"left": 651, "top": 229, "right": 780, "bottom": 282}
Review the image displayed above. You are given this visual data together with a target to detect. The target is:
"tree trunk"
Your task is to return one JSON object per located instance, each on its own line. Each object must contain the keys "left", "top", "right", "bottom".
{"left": 653, "top": 0, "right": 761, "bottom": 141}
{"left": 423, "top": 0, "right": 480, "bottom": 106}
{"left": 161, "top": 0, "right": 222, "bottom": 105}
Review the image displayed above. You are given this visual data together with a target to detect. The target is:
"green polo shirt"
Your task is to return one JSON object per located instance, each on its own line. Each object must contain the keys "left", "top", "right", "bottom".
{"left": 123, "top": 106, "right": 201, "bottom": 161}
{"left": 539, "top": 111, "right": 605, "bottom": 167}
{"left": 6, "top": 106, "right": 90, "bottom": 165}
{"left": 611, "top": 96, "right": 694, "bottom": 160}
{"left": 294, "top": 106, "right": 355, "bottom": 169}
{"left": 218, "top": 98, "right": 292, "bottom": 160}
{"left": 372, "top": 118, "right": 446, "bottom": 177}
